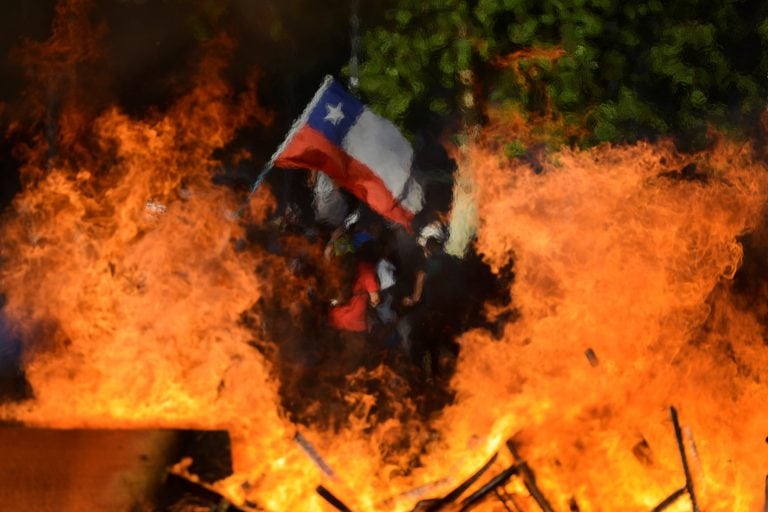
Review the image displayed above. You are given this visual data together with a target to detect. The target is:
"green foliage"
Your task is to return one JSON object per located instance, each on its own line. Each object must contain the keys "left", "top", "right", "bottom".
{"left": 357, "top": 0, "right": 474, "bottom": 124}
{"left": 358, "top": 0, "right": 768, "bottom": 147}
{"left": 504, "top": 139, "right": 527, "bottom": 159}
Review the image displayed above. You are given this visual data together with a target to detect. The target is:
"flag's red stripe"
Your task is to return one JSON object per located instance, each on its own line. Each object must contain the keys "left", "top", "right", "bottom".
{"left": 274, "top": 125, "right": 414, "bottom": 228}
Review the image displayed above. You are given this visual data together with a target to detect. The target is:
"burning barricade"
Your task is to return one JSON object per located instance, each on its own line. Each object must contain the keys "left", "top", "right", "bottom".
{"left": 0, "top": 2, "right": 768, "bottom": 511}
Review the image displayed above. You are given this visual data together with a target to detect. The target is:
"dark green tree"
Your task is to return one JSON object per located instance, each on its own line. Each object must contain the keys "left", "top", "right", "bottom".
{"left": 357, "top": 0, "right": 768, "bottom": 147}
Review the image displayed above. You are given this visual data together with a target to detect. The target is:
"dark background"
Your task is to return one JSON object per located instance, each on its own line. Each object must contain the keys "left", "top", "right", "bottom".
{"left": 0, "top": 0, "right": 388, "bottom": 209}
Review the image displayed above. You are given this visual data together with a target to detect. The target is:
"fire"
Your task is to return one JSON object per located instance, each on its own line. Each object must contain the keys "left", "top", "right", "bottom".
{"left": 2, "top": 2, "right": 768, "bottom": 510}
{"left": 433, "top": 113, "right": 768, "bottom": 510}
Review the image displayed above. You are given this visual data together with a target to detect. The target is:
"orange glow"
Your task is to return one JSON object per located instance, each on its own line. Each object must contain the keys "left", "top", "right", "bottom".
{"left": 1, "top": 3, "right": 768, "bottom": 510}
{"left": 493, "top": 47, "right": 567, "bottom": 70}
{"left": 436, "top": 115, "right": 768, "bottom": 511}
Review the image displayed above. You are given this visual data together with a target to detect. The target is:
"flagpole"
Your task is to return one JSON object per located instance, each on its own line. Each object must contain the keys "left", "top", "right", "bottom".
{"left": 248, "top": 75, "right": 334, "bottom": 195}
{"left": 237, "top": 154, "right": 275, "bottom": 218}
{"left": 248, "top": 162, "right": 273, "bottom": 195}
{"left": 239, "top": 153, "right": 276, "bottom": 217}
{"left": 238, "top": 76, "right": 335, "bottom": 218}
{"left": 348, "top": 0, "right": 360, "bottom": 94}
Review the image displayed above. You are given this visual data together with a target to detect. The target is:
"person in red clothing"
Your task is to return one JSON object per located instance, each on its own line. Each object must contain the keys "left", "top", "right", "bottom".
{"left": 327, "top": 242, "right": 381, "bottom": 372}
{"left": 329, "top": 260, "right": 380, "bottom": 332}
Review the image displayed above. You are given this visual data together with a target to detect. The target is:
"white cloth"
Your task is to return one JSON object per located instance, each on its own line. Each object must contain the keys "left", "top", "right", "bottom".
{"left": 313, "top": 171, "right": 348, "bottom": 226}
{"left": 376, "top": 259, "right": 396, "bottom": 290}
{"left": 418, "top": 220, "right": 447, "bottom": 247}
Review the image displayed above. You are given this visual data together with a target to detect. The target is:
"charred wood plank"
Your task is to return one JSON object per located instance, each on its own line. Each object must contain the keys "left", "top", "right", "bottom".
{"left": 584, "top": 348, "right": 599, "bottom": 367}
{"left": 416, "top": 452, "right": 499, "bottom": 511}
{"left": 378, "top": 478, "right": 451, "bottom": 511}
{"left": 410, "top": 499, "right": 442, "bottom": 511}
{"left": 651, "top": 486, "right": 686, "bottom": 511}
{"left": 670, "top": 406, "right": 699, "bottom": 512}
{"left": 458, "top": 464, "right": 519, "bottom": 511}
{"left": 316, "top": 485, "right": 353, "bottom": 512}
{"left": 294, "top": 432, "right": 336, "bottom": 479}
{"left": 506, "top": 440, "right": 555, "bottom": 512}
{"left": 632, "top": 438, "right": 654, "bottom": 467}
{"left": 441, "top": 453, "right": 499, "bottom": 504}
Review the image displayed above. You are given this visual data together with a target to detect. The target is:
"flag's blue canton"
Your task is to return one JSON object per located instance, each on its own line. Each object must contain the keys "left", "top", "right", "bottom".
{"left": 307, "top": 80, "right": 365, "bottom": 146}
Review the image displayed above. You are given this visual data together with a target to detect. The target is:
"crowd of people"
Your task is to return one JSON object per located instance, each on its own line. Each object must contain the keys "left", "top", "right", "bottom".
{"left": 243, "top": 172, "right": 513, "bottom": 428}
{"left": 320, "top": 210, "right": 466, "bottom": 384}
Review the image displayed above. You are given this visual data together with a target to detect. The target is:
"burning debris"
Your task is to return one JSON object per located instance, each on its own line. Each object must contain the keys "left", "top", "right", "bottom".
{"left": 764, "top": 475, "right": 768, "bottom": 512}
{"left": 317, "top": 485, "right": 354, "bottom": 512}
{"left": 1, "top": 1, "right": 768, "bottom": 511}
{"left": 651, "top": 408, "right": 699, "bottom": 511}
{"left": 165, "top": 403, "right": 751, "bottom": 512}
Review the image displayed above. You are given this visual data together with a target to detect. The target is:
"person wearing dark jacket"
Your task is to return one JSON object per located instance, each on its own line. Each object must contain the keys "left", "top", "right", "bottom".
{"left": 400, "top": 226, "right": 464, "bottom": 382}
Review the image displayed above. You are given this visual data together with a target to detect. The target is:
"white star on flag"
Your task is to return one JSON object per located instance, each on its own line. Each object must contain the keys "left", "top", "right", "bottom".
{"left": 323, "top": 102, "right": 345, "bottom": 125}
{"left": 270, "top": 76, "right": 423, "bottom": 230}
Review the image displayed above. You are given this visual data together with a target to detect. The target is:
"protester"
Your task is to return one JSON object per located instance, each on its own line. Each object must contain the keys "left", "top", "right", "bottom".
{"left": 326, "top": 240, "right": 381, "bottom": 370}
{"left": 310, "top": 170, "right": 350, "bottom": 228}
{"left": 328, "top": 258, "right": 379, "bottom": 331}
{"left": 375, "top": 257, "right": 397, "bottom": 324}
{"left": 369, "top": 234, "right": 405, "bottom": 354}
{"left": 323, "top": 208, "right": 378, "bottom": 259}
{"left": 400, "top": 221, "right": 464, "bottom": 382}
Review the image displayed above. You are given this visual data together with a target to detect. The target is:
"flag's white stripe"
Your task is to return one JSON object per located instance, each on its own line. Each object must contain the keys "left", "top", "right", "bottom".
{"left": 267, "top": 75, "right": 334, "bottom": 168}
{"left": 341, "top": 108, "right": 413, "bottom": 200}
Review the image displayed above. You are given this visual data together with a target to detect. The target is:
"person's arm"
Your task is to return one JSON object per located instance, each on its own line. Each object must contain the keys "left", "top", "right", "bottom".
{"left": 359, "top": 264, "right": 380, "bottom": 308}
{"left": 403, "top": 270, "right": 425, "bottom": 306}
{"left": 324, "top": 226, "right": 345, "bottom": 259}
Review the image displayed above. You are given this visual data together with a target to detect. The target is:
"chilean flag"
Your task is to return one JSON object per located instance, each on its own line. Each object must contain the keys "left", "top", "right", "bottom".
{"left": 272, "top": 76, "right": 423, "bottom": 229}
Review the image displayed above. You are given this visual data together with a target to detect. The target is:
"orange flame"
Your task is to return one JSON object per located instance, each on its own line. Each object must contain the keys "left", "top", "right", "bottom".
{"left": 493, "top": 47, "right": 567, "bottom": 70}
{"left": 2, "top": 3, "right": 768, "bottom": 510}
{"left": 435, "top": 114, "right": 768, "bottom": 510}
